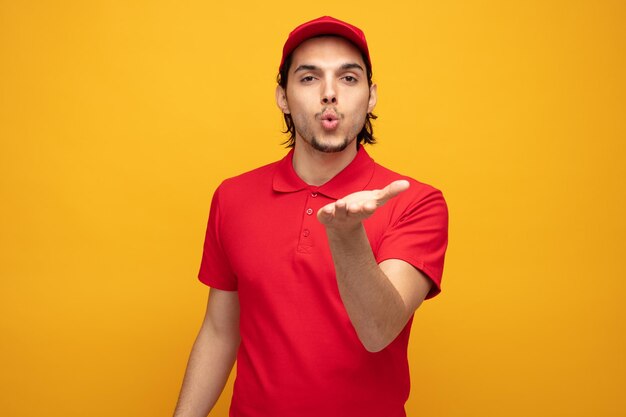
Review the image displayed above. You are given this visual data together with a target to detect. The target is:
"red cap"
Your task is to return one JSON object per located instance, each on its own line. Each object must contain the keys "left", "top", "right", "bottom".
{"left": 279, "top": 16, "right": 371, "bottom": 72}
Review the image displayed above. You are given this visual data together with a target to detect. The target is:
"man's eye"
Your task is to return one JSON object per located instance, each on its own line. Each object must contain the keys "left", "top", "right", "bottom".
{"left": 301, "top": 76, "right": 315, "bottom": 83}
{"left": 343, "top": 76, "right": 357, "bottom": 83}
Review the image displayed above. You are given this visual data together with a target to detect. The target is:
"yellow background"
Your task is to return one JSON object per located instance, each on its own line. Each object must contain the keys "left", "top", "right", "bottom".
{"left": 1, "top": 1, "right": 625, "bottom": 416}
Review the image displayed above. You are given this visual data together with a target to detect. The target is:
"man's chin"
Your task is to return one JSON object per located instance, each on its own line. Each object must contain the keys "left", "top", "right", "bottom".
{"left": 310, "top": 136, "right": 353, "bottom": 153}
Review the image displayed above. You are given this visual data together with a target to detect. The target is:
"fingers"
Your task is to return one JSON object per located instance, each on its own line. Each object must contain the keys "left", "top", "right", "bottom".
{"left": 317, "top": 180, "right": 410, "bottom": 227}
{"left": 317, "top": 203, "right": 335, "bottom": 224}
{"left": 377, "top": 180, "right": 410, "bottom": 206}
{"left": 346, "top": 199, "right": 377, "bottom": 215}
{"left": 318, "top": 198, "right": 377, "bottom": 225}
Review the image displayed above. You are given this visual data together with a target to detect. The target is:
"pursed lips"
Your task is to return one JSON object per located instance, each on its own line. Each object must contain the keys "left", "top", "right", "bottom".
{"left": 319, "top": 109, "right": 340, "bottom": 130}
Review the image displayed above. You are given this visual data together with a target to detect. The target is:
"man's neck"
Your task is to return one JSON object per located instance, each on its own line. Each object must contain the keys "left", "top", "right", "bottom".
{"left": 292, "top": 140, "right": 358, "bottom": 186}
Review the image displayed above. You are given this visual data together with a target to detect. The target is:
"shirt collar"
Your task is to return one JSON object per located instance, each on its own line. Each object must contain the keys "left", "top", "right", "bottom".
{"left": 272, "top": 145, "right": 375, "bottom": 199}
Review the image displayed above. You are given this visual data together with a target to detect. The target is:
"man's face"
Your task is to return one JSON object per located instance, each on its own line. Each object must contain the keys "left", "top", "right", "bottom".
{"left": 276, "top": 36, "right": 377, "bottom": 153}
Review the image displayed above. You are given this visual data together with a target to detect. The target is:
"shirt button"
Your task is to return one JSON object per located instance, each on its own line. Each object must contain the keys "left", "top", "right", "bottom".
{"left": 311, "top": 192, "right": 318, "bottom": 198}
{"left": 303, "top": 229, "right": 310, "bottom": 237}
{"left": 306, "top": 208, "right": 313, "bottom": 215}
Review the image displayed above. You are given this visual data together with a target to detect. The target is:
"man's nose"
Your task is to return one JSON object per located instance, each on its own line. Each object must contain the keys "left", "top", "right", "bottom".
{"left": 321, "top": 82, "right": 337, "bottom": 105}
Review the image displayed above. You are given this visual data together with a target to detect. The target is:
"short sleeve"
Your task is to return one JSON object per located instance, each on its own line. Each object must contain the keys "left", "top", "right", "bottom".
{"left": 198, "top": 185, "right": 238, "bottom": 290}
{"left": 376, "top": 187, "right": 448, "bottom": 299}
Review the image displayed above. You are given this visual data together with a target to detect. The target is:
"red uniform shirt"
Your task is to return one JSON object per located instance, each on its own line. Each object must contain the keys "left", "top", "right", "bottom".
{"left": 199, "top": 146, "right": 448, "bottom": 417}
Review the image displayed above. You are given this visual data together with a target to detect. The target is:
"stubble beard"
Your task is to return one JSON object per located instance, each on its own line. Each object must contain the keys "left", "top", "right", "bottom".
{"left": 309, "top": 135, "right": 352, "bottom": 153}
{"left": 294, "top": 111, "right": 365, "bottom": 154}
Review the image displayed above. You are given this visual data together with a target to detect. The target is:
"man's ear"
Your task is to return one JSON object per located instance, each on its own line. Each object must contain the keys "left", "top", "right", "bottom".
{"left": 276, "top": 85, "right": 290, "bottom": 114}
{"left": 368, "top": 83, "right": 378, "bottom": 113}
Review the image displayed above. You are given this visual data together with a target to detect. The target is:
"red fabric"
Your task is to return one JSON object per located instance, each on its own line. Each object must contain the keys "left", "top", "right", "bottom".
{"left": 279, "top": 16, "right": 371, "bottom": 71}
{"left": 198, "top": 146, "right": 448, "bottom": 417}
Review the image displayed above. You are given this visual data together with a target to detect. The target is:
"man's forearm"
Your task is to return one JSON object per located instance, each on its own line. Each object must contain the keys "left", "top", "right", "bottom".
{"left": 173, "top": 323, "right": 239, "bottom": 417}
{"left": 326, "top": 224, "right": 409, "bottom": 352}
{"left": 318, "top": 180, "right": 430, "bottom": 352}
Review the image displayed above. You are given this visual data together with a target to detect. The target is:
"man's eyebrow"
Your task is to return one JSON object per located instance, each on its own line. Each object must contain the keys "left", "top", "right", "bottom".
{"left": 294, "top": 64, "right": 319, "bottom": 73}
{"left": 293, "top": 63, "right": 365, "bottom": 73}
{"left": 340, "top": 63, "right": 365, "bottom": 72}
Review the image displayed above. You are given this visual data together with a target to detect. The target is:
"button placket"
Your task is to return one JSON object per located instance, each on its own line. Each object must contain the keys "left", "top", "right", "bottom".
{"left": 297, "top": 190, "right": 322, "bottom": 254}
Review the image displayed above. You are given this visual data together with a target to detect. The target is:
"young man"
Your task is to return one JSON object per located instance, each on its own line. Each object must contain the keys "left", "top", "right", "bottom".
{"left": 174, "top": 16, "right": 448, "bottom": 417}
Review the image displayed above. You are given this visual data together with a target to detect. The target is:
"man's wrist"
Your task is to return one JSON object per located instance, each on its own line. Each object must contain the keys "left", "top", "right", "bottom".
{"left": 325, "top": 221, "right": 367, "bottom": 245}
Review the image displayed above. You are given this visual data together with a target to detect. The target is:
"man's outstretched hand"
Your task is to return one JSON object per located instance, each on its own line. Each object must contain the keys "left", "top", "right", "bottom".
{"left": 317, "top": 180, "right": 410, "bottom": 232}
